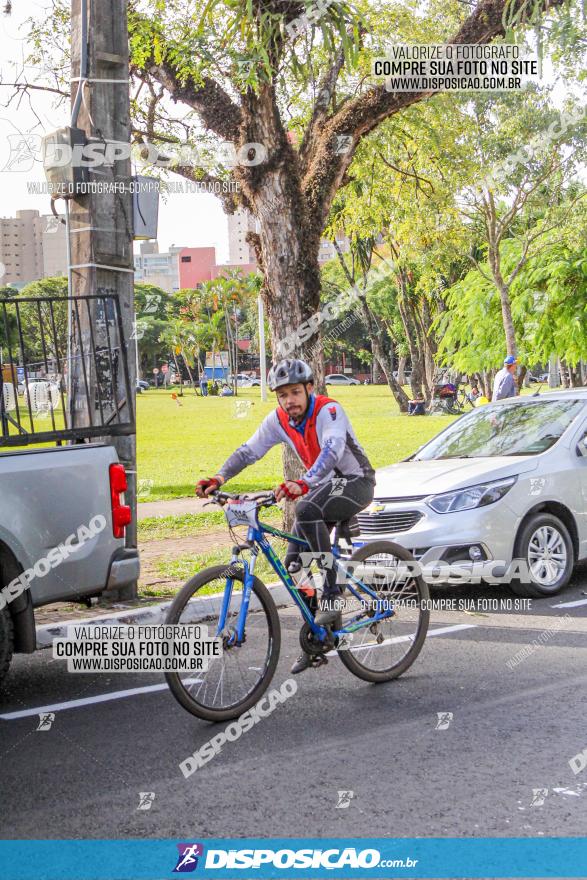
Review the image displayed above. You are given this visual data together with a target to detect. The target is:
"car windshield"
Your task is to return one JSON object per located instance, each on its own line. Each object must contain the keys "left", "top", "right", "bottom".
{"left": 414, "top": 398, "right": 585, "bottom": 460}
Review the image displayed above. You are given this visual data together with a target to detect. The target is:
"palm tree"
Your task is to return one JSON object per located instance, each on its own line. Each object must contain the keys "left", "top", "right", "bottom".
{"left": 192, "top": 310, "right": 228, "bottom": 384}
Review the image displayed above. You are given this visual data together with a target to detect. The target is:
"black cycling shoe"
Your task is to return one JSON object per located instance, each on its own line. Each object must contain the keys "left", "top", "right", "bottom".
{"left": 315, "top": 595, "right": 343, "bottom": 628}
{"left": 291, "top": 652, "right": 313, "bottom": 674}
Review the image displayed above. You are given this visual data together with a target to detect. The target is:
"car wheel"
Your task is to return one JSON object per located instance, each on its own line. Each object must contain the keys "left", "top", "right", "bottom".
{"left": 0, "top": 607, "right": 14, "bottom": 686}
{"left": 511, "top": 513, "right": 574, "bottom": 598}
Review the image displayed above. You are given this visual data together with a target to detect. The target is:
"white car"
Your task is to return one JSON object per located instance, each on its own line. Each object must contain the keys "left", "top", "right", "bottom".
{"left": 230, "top": 374, "right": 261, "bottom": 387}
{"left": 354, "top": 391, "right": 587, "bottom": 597}
{"left": 325, "top": 373, "right": 360, "bottom": 385}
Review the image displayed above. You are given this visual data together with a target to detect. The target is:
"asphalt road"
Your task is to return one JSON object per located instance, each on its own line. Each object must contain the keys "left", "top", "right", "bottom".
{"left": 1, "top": 574, "right": 586, "bottom": 842}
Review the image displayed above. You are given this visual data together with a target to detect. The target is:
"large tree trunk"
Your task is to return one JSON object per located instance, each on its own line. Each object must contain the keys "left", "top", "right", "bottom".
{"left": 237, "top": 86, "right": 325, "bottom": 384}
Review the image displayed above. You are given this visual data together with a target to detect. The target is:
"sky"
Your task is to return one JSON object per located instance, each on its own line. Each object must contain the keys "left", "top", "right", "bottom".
{"left": 0, "top": 0, "right": 230, "bottom": 259}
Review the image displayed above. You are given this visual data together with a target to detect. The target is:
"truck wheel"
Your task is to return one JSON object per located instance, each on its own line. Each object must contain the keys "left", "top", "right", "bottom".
{"left": 511, "top": 513, "right": 574, "bottom": 598}
{"left": 0, "top": 607, "right": 14, "bottom": 685}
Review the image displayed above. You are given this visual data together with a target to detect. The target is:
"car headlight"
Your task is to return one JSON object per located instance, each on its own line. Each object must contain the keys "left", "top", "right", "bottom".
{"left": 426, "top": 476, "right": 517, "bottom": 514}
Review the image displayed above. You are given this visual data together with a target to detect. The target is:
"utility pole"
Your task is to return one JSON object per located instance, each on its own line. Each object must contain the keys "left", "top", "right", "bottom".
{"left": 70, "top": 0, "right": 137, "bottom": 599}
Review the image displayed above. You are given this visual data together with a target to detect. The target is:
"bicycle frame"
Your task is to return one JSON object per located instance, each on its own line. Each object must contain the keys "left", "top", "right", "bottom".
{"left": 217, "top": 514, "right": 396, "bottom": 644}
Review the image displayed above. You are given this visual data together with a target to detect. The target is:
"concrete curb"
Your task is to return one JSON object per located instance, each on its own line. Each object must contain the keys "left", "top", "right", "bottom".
{"left": 36, "top": 582, "right": 294, "bottom": 648}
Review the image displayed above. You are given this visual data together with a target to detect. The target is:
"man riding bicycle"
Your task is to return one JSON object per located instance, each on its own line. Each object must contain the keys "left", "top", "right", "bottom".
{"left": 196, "top": 358, "right": 376, "bottom": 674}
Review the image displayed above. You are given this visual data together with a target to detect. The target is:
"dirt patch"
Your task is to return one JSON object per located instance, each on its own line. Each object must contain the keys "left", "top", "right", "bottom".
{"left": 138, "top": 528, "right": 232, "bottom": 592}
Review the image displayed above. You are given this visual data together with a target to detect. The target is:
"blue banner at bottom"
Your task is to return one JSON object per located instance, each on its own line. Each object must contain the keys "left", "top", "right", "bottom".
{"left": 0, "top": 837, "right": 585, "bottom": 879}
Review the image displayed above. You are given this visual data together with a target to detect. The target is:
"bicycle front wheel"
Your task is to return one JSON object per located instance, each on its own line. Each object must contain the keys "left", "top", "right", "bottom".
{"left": 165, "top": 565, "right": 281, "bottom": 722}
{"left": 337, "top": 541, "right": 430, "bottom": 683}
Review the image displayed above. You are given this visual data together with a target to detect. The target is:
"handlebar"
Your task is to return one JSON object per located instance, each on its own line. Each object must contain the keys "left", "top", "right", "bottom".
{"left": 206, "top": 489, "right": 277, "bottom": 508}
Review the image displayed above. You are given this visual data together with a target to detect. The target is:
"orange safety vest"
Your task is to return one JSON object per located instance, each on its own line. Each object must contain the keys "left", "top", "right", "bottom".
{"left": 275, "top": 395, "right": 337, "bottom": 469}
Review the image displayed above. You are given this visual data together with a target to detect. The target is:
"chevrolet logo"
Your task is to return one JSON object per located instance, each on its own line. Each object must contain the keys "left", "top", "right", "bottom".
{"left": 368, "top": 503, "right": 386, "bottom": 513}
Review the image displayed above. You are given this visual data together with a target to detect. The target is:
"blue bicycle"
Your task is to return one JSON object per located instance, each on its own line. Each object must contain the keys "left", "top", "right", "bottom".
{"left": 165, "top": 490, "right": 430, "bottom": 722}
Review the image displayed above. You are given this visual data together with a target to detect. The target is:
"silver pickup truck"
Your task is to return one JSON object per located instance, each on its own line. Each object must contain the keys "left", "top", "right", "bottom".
{"left": 0, "top": 443, "right": 140, "bottom": 683}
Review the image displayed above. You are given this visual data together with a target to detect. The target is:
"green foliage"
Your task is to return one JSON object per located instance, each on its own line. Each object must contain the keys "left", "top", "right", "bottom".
{"left": 436, "top": 217, "right": 587, "bottom": 371}
{"left": 134, "top": 283, "right": 171, "bottom": 372}
{"left": 16, "top": 277, "right": 68, "bottom": 363}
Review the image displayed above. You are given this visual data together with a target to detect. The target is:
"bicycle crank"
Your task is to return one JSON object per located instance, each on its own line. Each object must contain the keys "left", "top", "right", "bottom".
{"left": 299, "top": 622, "right": 334, "bottom": 656}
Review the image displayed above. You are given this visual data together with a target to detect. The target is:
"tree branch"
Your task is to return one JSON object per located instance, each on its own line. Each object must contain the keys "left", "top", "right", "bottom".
{"left": 301, "top": 0, "right": 565, "bottom": 230}
{"left": 377, "top": 152, "right": 435, "bottom": 196}
{"left": 135, "top": 63, "right": 242, "bottom": 142}
{"left": 299, "top": 29, "right": 356, "bottom": 167}
{"left": 0, "top": 81, "right": 68, "bottom": 98}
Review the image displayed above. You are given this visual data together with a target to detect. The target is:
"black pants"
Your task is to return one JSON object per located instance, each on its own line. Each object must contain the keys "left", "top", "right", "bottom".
{"left": 285, "top": 476, "right": 375, "bottom": 597}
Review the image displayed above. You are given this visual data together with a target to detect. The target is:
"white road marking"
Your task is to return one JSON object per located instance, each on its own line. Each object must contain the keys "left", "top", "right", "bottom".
{"left": 2, "top": 624, "right": 478, "bottom": 720}
{"left": 0, "top": 679, "right": 203, "bottom": 721}
{"left": 551, "top": 598, "right": 587, "bottom": 609}
{"left": 327, "top": 622, "right": 477, "bottom": 656}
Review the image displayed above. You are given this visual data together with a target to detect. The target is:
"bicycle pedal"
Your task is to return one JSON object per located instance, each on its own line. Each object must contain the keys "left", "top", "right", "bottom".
{"left": 310, "top": 654, "right": 328, "bottom": 668}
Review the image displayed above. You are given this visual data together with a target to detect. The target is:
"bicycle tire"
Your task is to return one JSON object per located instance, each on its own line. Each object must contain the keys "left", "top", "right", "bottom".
{"left": 165, "top": 565, "right": 281, "bottom": 722}
{"left": 337, "top": 541, "right": 430, "bottom": 683}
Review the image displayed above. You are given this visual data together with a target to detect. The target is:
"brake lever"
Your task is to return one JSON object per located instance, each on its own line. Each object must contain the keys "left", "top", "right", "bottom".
{"left": 203, "top": 490, "right": 228, "bottom": 507}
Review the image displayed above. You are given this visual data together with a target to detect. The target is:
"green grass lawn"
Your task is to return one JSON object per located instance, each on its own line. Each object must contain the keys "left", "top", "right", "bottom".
{"left": 137, "top": 386, "right": 455, "bottom": 501}
{"left": 138, "top": 506, "right": 282, "bottom": 541}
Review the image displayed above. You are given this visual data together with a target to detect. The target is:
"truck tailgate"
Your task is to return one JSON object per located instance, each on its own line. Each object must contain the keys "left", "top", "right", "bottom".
{"left": 0, "top": 444, "right": 131, "bottom": 605}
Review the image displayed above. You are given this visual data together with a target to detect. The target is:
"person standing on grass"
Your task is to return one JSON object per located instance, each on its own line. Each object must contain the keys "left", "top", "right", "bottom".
{"left": 195, "top": 358, "right": 376, "bottom": 674}
{"left": 492, "top": 355, "right": 519, "bottom": 402}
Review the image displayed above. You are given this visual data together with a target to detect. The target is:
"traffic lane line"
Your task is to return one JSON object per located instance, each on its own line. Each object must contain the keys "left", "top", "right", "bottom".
{"left": 325, "top": 622, "right": 477, "bottom": 655}
{"left": 0, "top": 678, "right": 202, "bottom": 721}
{"left": 5, "top": 614, "right": 582, "bottom": 721}
{"left": 551, "top": 597, "right": 587, "bottom": 608}
{"left": 427, "top": 610, "right": 587, "bottom": 633}
{"left": 1, "top": 625, "right": 474, "bottom": 720}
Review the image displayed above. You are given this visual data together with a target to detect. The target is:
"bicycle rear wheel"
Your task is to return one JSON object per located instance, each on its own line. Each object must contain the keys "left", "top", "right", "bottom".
{"left": 337, "top": 541, "right": 429, "bottom": 683}
{"left": 165, "top": 564, "right": 281, "bottom": 722}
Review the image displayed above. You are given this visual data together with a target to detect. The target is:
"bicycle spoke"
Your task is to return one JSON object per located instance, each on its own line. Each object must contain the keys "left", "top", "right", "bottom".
{"left": 337, "top": 546, "right": 429, "bottom": 680}
{"left": 167, "top": 572, "right": 277, "bottom": 717}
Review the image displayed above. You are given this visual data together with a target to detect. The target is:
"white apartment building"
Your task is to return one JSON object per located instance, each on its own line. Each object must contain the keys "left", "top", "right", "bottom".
{"left": 227, "top": 208, "right": 258, "bottom": 264}
{"left": 227, "top": 208, "right": 348, "bottom": 266}
{"left": 134, "top": 242, "right": 182, "bottom": 293}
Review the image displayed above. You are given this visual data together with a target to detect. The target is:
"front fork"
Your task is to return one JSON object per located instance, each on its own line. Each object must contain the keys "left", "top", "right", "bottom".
{"left": 217, "top": 545, "right": 258, "bottom": 644}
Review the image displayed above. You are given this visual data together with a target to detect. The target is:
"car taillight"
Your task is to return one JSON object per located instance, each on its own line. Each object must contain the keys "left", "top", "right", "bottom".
{"left": 109, "top": 463, "right": 131, "bottom": 539}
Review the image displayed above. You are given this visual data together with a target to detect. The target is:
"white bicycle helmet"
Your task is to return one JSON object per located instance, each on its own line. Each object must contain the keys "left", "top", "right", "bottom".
{"left": 267, "top": 358, "right": 313, "bottom": 391}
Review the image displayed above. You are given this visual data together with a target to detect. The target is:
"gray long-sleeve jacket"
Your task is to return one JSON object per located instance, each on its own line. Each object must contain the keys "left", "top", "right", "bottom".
{"left": 217, "top": 397, "right": 375, "bottom": 489}
{"left": 492, "top": 368, "right": 517, "bottom": 401}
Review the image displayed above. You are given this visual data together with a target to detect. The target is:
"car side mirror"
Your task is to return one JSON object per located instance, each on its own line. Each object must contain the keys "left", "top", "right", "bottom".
{"left": 577, "top": 434, "right": 587, "bottom": 458}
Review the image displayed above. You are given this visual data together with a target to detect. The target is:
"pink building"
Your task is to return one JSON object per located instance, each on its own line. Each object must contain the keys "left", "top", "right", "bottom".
{"left": 211, "top": 262, "right": 258, "bottom": 279}
{"left": 178, "top": 247, "right": 217, "bottom": 288}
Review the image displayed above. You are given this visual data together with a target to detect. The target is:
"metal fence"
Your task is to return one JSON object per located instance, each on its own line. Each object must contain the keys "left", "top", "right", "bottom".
{"left": 0, "top": 294, "right": 135, "bottom": 447}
